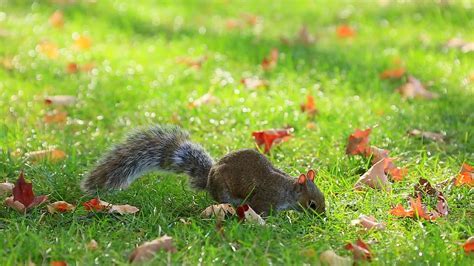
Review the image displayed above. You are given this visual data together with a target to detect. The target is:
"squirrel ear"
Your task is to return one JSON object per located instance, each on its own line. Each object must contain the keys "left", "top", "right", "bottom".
{"left": 298, "top": 174, "right": 306, "bottom": 184}
{"left": 307, "top": 170, "right": 315, "bottom": 182}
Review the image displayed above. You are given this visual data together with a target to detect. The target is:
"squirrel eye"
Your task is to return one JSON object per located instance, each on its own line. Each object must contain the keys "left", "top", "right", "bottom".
{"left": 308, "top": 201, "right": 317, "bottom": 210}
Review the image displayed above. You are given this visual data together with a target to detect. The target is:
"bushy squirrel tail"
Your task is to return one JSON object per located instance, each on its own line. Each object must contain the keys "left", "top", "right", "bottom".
{"left": 81, "top": 125, "right": 214, "bottom": 193}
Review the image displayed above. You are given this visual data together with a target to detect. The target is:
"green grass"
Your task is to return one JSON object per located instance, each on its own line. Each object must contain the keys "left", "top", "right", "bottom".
{"left": 1, "top": 0, "right": 473, "bottom": 264}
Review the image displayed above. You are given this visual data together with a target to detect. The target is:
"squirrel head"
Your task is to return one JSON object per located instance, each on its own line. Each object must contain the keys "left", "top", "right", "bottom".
{"left": 295, "top": 170, "right": 325, "bottom": 214}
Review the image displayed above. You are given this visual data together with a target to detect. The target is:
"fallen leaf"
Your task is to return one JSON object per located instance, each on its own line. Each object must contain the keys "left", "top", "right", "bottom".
{"left": 454, "top": 163, "right": 473, "bottom": 187}
{"left": 241, "top": 77, "right": 268, "bottom": 89}
{"left": 388, "top": 167, "right": 408, "bottom": 182}
{"left": 83, "top": 198, "right": 111, "bottom": 212}
{"left": 44, "top": 95, "right": 76, "bottom": 106}
{"left": 336, "top": 25, "right": 355, "bottom": 38}
{"left": 463, "top": 236, "right": 474, "bottom": 253}
{"left": 73, "top": 34, "right": 92, "bottom": 50}
{"left": 87, "top": 239, "right": 98, "bottom": 251}
{"left": 407, "top": 129, "right": 446, "bottom": 142}
{"left": 49, "top": 11, "right": 64, "bottom": 28}
{"left": 4, "top": 171, "right": 48, "bottom": 213}
{"left": 445, "top": 38, "right": 474, "bottom": 53}
{"left": 236, "top": 204, "right": 265, "bottom": 225}
{"left": 397, "top": 76, "right": 439, "bottom": 99}
{"left": 201, "top": 204, "right": 236, "bottom": 222}
{"left": 188, "top": 93, "right": 220, "bottom": 108}
{"left": 37, "top": 41, "right": 59, "bottom": 59}
{"left": 297, "top": 25, "right": 316, "bottom": 45}
{"left": 44, "top": 110, "right": 68, "bottom": 124}
{"left": 50, "top": 261, "right": 67, "bottom": 266}
{"left": 319, "top": 250, "right": 352, "bottom": 266}
{"left": 109, "top": 204, "right": 140, "bottom": 215}
{"left": 261, "top": 48, "right": 278, "bottom": 71}
{"left": 0, "top": 182, "right": 14, "bottom": 196}
{"left": 300, "top": 94, "right": 318, "bottom": 118}
{"left": 47, "top": 201, "right": 75, "bottom": 214}
{"left": 414, "top": 178, "right": 449, "bottom": 216}
{"left": 129, "top": 235, "right": 177, "bottom": 263}
{"left": 66, "top": 62, "right": 78, "bottom": 73}
{"left": 389, "top": 195, "right": 439, "bottom": 221}
{"left": 344, "top": 239, "right": 371, "bottom": 261}
{"left": 346, "top": 128, "right": 371, "bottom": 156}
{"left": 350, "top": 214, "right": 385, "bottom": 230}
{"left": 355, "top": 159, "right": 391, "bottom": 191}
{"left": 252, "top": 128, "right": 293, "bottom": 153}
{"left": 176, "top": 56, "right": 207, "bottom": 70}
{"left": 25, "top": 149, "right": 66, "bottom": 162}
{"left": 380, "top": 67, "right": 405, "bottom": 79}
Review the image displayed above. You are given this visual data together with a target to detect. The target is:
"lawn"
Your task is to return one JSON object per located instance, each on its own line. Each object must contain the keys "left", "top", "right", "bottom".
{"left": 0, "top": 0, "right": 473, "bottom": 265}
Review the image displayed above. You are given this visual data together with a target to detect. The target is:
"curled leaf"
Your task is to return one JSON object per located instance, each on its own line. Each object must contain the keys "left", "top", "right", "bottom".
{"left": 350, "top": 214, "right": 385, "bottom": 231}
{"left": 408, "top": 129, "right": 446, "bottom": 143}
{"left": 319, "top": 250, "right": 352, "bottom": 266}
{"left": 355, "top": 159, "right": 391, "bottom": 191}
{"left": 109, "top": 204, "right": 139, "bottom": 215}
{"left": 252, "top": 128, "right": 293, "bottom": 153}
{"left": 346, "top": 128, "right": 371, "bottom": 156}
{"left": 201, "top": 204, "right": 236, "bottom": 222}
{"left": 236, "top": 204, "right": 265, "bottom": 225}
{"left": 44, "top": 95, "right": 76, "bottom": 106}
{"left": 396, "top": 76, "right": 439, "bottom": 99}
{"left": 344, "top": 239, "right": 371, "bottom": 261}
{"left": 25, "top": 149, "right": 66, "bottom": 162}
{"left": 129, "top": 235, "right": 177, "bottom": 263}
{"left": 47, "top": 201, "right": 75, "bottom": 214}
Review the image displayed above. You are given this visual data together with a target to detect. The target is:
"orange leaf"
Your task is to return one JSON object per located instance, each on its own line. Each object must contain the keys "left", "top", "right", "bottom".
{"left": 336, "top": 25, "right": 355, "bottom": 38}
{"left": 74, "top": 34, "right": 92, "bottom": 50}
{"left": 83, "top": 198, "right": 110, "bottom": 212}
{"left": 47, "top": 201, "right": 75, "bottom": 213}
{"left": 388, "top": 167, "right": 407, "bottom": 182}
{"left": 454, "top": 163, "right": 474, "bottom": 187}
{"left": 50, "top": 261, "right": 67, "bottom": 266}
{"left": 25, "top": 149, "right": 66, "bottom": 162}
{"left": 300, "top": 94, "right": 318, "bottom": 118}
{"left": 44, "top": 110, "right": 68, "bottom": 124}
{"left": 261, "top": 48, "right": 278, "bottom": 71}
{"left": 344, "top": 239, "right": 371, "bottom": 261}
{"left": 66, "top": 62, "right": 79, "bottom": 74}
{"left": 380, "top": 67, "right": 405, "bottom": 79}
{"left": 37, "top": 41, "right": 59, "bottom": 59}
{"left": 463, "top": 236, "right": 474, "bottom": 253}
{"left": 252, "top": 128, "right": 293, "bottom": 153}
{"left": 49, "top": 11, "right": 64, "bottom": 28}
{"left": 389, "top": 204, "right": 413, "bottom": 217}
{"left": 176, "top": 56, "right": 207, "bottom": 70}
{"left": 346, "top": 128, "right": 371, "bottom": 156}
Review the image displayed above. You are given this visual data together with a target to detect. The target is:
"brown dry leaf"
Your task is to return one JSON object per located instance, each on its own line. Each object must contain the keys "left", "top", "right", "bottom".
{"left": 414, "top": 178, "right": 449, "bottom": 216}
{"left": 236, "top": 204, "right": 265, "bottom": 225}
{"left": 74, "top": 34, "right": 92, "bottom": 50}
{"left": 350, "top": 214, "right": 385, "bottom": 231}
{"left": 129, "top": 235, "right": 177, "bottom": 263}
{"left": 49, "top": 11, "right": 64, "bottom": 28}
{"left": 297, "top": 25, "right": 316, "bottom": 45}
{"left": 408, "top": 129, "right": 446, "bottom": 142}
{"left": 346, "top": 128, "right": 372, "bottom": 156}
{"left": 25, "top": 149, "right": 66, "bottom": 162}
{"left": 109, "top": 204, "right": 140, "bottom": 215}
{"left": 355, "top": 159, "right": 391, "bottom": 191}
{"left": 47, "top": 201, "right": 75, "bottom": 214}
{"left": 0, "top": 182, "right": 14, "bottom": 196}
{"left": 201, "top": 204, "right": 236, "bottom": 222}
{"left": 396, "top": 76, "right": 439, "bottom": 99}
{"left": 445, "top": 38, "right": 474, "bottom": 53}
{"left": 188, "top": 93, "right": 220, "bottom": 108}
{"left": 44, "top": 110, "right": 68, "bottom": 124}
{"left": 44, "top": 95, "right": 76, "bottom": 106}
{"left": 87, "top": 240, "right": 99, "bottom": 251}
{"left": 241, "top": 77, "right": 268, "bottom": 89}
{"left": 37, "top": 41, "right": 59, "bottom": 59}
{"left": 319, "top": 250, "right": 352, "bottom": 266}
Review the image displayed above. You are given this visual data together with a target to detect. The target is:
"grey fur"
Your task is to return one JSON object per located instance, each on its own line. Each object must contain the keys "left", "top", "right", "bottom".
{"left": 81, "top": 125, "right": 213, "bottom": 193}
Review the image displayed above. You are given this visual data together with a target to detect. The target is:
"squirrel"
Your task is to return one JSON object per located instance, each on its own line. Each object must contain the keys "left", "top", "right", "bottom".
{"left": 81, "top": 125, "right": 325, "bottom": 215}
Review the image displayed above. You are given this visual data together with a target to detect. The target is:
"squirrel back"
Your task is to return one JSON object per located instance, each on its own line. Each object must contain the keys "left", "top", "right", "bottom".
{"left": 81, "top": 126, "right": 213, "bottom": 193}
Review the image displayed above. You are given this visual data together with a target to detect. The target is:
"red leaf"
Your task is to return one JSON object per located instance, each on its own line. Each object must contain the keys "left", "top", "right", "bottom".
{"left": 8, "top": 171, "right": 48, "bottom": 212}
{"left": 300, "top": 94, "right": 318, "bottom": 118}
{"left": 336, "top": 25, "right": 355, "bottom": 38}
{"left": 346, "top": 128, "right": 371, "bottom": 156}
{"left": 454, "top": 163, "right": 473, "bottom": 187}
{"left": 236, "top": 204, "right": 250, "bottom": 221}
{"left": 344, "top": 239, "right": 371, "bottom": 261}
{"left": 261, "top": 48, "right": 278, "bottom": 71}
{"left": 252, "top": 128, "right": 293, "bottom": 153}
{"left": 83, "top": 198, "right": 110, "bottom": 212}
{"left": 464, "top": 236, "right": 474, "bottom": 253}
